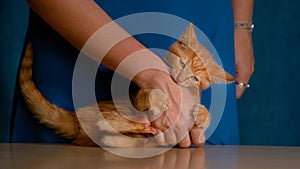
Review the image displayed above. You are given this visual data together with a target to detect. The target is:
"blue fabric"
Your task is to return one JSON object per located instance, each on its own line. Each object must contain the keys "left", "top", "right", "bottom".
{"left": 12, "top": 0, "right": 239, "bottom": 145}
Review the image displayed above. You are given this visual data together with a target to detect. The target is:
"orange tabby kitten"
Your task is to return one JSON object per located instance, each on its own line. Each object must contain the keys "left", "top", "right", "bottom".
{"left": 19, "top": 23, "right": 233, "bottom": 147}
{"left": 166, "top": 24, "right": 234, "bottom": 143}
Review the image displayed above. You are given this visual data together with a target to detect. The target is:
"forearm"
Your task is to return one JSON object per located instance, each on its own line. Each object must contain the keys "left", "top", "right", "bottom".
{"left": 27, "top": 0, "right": 168, "bottom": 82}
{"left": 232, "top": 0, "right": 254, "bottom": 23}
{"left": 232, "top": 0, "right": 255, "bottom": 99}
{"left": 27, "top": 0, "right": 113, "bottom": 49}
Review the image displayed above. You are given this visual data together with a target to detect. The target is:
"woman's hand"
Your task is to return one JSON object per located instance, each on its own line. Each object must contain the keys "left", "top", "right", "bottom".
{"left": 234, "top": 29, "right": 255, "bottom": 99}
{"left": 134, "top": 69, "right": 201, "bottom": 147}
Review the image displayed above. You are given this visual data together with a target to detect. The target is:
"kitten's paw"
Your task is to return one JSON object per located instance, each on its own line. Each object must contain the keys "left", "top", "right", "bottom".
{"left": 191, "top": 127, "right": 206, "bottom": 147}
{"left": 190, "top": 104, "right": 209, "bottom": 146}
{"left": 192, "top": 104, "right": 210, "bottom": 130}
{"left": 149, "top": 89, "right": 169, "bottom": 119}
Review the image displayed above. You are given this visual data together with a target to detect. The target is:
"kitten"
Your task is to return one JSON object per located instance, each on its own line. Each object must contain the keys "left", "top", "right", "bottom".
{"left": 19, "top": 23, "right": 233, "bottom": 147}
{"left": 166, "top": 23, "right": 234, "bottom": 144}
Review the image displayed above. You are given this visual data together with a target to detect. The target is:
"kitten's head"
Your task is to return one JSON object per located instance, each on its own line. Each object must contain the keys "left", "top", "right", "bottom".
{"left": 167, "top": 23, "right": 234, "bottom": 90}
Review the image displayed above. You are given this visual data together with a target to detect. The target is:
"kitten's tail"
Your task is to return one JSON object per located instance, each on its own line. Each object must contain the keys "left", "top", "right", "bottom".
{"left": 19, "top": 43, "right": 79, "bottom": 139}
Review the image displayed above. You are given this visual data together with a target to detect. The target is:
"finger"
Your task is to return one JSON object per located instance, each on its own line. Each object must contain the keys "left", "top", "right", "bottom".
{"left": 165, "top": 130, "right": 178, "bottom": 145}
{"left": 191, "top": 126, "right": 206, "bottom": 147}
{"left": 162, "top": 113, "right": 173, "bottom": 129}
{"left": 236, "top": 86, "right": 246, "bottom": 99}
{"left": 173, "top": 118, "right": 191, "bottom": 146}
{"left": 178, "top": 134, "right": 191, "bottom": 148}
{"left": 151, "top": 113, "right": 170, "bottom": 131}
{"left": 154, "top": 130, "right": 168, "bottom": 146}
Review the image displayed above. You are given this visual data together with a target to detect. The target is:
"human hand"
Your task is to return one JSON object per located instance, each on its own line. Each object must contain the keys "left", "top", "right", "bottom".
{"left": 152, "top": 85, "right": 196, "bottom": 148}
{"left": 234, "top": 29, "right": 255, "bottom": 99}
{"left": 134, "top": 69, "right": 203, "bottom": 147}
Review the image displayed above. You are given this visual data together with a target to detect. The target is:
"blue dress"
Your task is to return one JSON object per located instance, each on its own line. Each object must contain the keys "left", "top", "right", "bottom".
{"left": 11, "top": 0, "right": 239, "bottom": 145}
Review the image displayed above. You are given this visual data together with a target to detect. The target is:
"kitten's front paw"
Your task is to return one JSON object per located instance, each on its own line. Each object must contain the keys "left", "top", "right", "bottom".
{"left": 192, "top": 104, "right": 210, "bottom": 130}
{"left": 149, "top": 89, "right": 169, "bottom": 120}
{"left": 191, "top": 104, "right": 210, "bottom": 147}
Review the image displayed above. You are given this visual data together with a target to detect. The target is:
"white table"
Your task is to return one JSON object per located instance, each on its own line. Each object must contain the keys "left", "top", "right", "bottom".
{"left": 0, "top": 144, "right": 299, "bottom": 169}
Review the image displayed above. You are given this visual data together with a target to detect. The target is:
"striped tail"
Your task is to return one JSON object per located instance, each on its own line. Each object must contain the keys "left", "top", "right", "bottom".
{"left": 19, "top": 43, "right": 79, "bottom": 139}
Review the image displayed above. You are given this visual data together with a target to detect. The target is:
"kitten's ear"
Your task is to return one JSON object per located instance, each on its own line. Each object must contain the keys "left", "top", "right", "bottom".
{"left": 179, "top": 23, "right": 198, "bottom": 47}
{"left": 209, "top": 64, "right": 235, "bottom": 84}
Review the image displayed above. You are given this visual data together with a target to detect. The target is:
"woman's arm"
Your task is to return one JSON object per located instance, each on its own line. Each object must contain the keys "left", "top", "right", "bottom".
{"left": 27, "top": 0, "right": 163, "bottom": 74}
{"left": 232, "top": 0, "right": 255, "bottom": 99}
{"left": 27, "top": 0, "right": 198, "bottom": 147}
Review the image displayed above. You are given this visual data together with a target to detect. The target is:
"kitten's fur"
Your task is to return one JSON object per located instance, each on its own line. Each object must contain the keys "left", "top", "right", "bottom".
{"left": 166, "top": 24, "right": 234, "bottom": 140}
{"left": 19, "top": 23, "right": 233, "bottom": 147}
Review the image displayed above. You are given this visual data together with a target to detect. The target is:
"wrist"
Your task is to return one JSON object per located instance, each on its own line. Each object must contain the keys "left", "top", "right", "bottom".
{"left": 234, "top": 21, "right": 254, "bottom": 32}
{"left": 113, "top": 48, "right": 169, "bottom": 82}
{"left": 133, "top": 69, "right": 171, "bottom": 89}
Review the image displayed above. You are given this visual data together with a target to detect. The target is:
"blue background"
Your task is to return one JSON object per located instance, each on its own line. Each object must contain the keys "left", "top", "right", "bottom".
{"left": 1, "top": 0, "right": 300, "bottom": 145}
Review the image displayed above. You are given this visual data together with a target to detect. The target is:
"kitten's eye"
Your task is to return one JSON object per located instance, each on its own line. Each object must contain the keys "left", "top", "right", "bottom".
{"left": 190, "top": 75, "right": 199, "bottom": 81}
{"left": 179, "top": 59, "right": 186, "bottom": 68}
{"left": 179, "top": 41, "right": 187, "bottom": 48}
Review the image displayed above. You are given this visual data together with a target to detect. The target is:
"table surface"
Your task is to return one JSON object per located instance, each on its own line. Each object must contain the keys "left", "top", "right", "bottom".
{"left": 1, "top": 144, "right": 300, "bottom": 169}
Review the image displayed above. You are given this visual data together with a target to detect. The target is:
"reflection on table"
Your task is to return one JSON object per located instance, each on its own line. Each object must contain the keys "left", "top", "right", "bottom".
{"left": 0, "top": 144, "right": 300, "bottom": 169}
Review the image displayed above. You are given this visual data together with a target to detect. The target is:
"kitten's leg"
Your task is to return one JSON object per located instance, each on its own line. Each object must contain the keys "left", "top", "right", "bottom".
{"left": 148, "top": 89, "right": 169, "bottom": 119}
{"left": 134, "top": 89, "right": 169, "bottom": 119}
{"left": 191, "top": 104, "right": 210, "bottom": 146}
{"left": 192, "top": 104, "right": 210, "bottom": 129}
{"left": 133, "top": 89, "right": 152, "bottom": 111}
